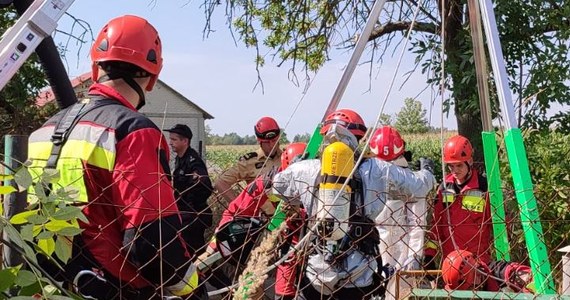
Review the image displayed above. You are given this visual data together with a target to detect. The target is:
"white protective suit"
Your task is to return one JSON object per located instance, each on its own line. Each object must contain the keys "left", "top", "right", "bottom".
{"left": 273, "top": 150, "right": 436, "bottom": 296}
{"left": 360, "top": 156, "right": 436, "bottom": 299}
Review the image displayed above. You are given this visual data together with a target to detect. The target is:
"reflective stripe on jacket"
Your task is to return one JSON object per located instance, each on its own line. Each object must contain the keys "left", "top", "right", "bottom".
{"left": 28, "top": 83, "right": 182, "bottom": 288}
{"left": 427, "top": 170, "right": 492, "bottom": 264}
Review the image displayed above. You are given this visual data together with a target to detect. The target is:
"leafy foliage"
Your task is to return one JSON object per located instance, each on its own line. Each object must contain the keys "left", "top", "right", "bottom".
{"left": 378, "top": 113, "right": 393, "bottom": 126}
{"left": 205, "top": 145, "right": 257, "bottom": 174}
{"left": 292, "top": 132, "right": 311, "bottom": 143}
{"left": 202, "top": 0, "right": 570, "bottom": 165}
{"left": 499, "top": 130, "right": 570, "bottom": 266}
{"left": 0, "top": 8, "right": 53, "bottom": 142}
{"left": 394, "top": 98, "right": 430, "bottom": 134}
{"left": 0, "top": 166, "right": 84, "bottom": 299}
{"left": 206, "top": 128, "right": 290, "bottom": 145}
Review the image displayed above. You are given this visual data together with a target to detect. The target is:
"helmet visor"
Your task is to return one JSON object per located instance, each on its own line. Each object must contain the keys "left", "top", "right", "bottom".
{"left": 256, "top": 129, "right": 280, "bottom": 141}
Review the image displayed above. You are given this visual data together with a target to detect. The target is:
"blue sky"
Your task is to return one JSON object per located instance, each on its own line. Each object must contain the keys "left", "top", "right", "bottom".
{"left": 54, "top": 0, "right": 457, "bottom": 137}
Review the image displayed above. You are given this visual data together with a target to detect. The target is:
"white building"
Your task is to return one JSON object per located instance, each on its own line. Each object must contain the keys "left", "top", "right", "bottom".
{"left": 37, "top": 72, "right": 214, "bottom": 156}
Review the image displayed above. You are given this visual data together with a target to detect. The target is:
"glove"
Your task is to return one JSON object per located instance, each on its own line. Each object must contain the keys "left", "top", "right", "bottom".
{"left": 422, "top": 255, "right": 437, "bottom": 281}
{"left": 166, "top": 264, "right": 199, "bottom": 297}
{"left": 420, "top": 157, "right": 435, "bottom": 174}
{"left": 262, "top": 166, "right": 278, "bottom": 189}
{"left": 422, "top": 255, "right": 436, "bottom": 270}
{"left": 381, "top": 263, "right": 396, "bottom": 281}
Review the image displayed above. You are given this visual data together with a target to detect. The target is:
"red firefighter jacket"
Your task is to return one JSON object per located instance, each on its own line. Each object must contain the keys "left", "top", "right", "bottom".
{"left": 28, "top": 84, "right": 189, "bottom": 289}
{"left": 211, "top": 175, "right": 306, "bottom": 296}
{"left": 426, "top": 169, "right": 493, "bottom": 264}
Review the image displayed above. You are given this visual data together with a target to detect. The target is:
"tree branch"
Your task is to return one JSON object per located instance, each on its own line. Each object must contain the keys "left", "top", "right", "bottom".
{"left": 369, "top": 21, "right": 438, "bottom": 40}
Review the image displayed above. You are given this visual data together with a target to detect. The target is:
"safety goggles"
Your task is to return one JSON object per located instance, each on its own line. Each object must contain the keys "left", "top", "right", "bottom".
{"left": 256, "top": 129, "right": 280, "bottom": 141}
{"left": 322, "top": 119, "right": 367, "bottom": 133}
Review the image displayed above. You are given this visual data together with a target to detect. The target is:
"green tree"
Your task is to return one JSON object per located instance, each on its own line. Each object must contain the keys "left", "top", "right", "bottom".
{"left": 202, "top": 0, "right": 570, "bottom": 163}
{"left": 205, "top": 124, "right": 213, "bottom": 144}
{"left": 378, "top": 113, "right": 393, "bottom": 126}
{"left": 243, "top": 134, "right": 258, "bottom": 145}
{"left": 0, "top": 11, "right": 51, "bottom": 139}
{"left": 394, "top": 98, "right": 429, "bottom": 134}
{"left": 279, "top": 130, "right": 290, "bottom": 144}
{"left": 293, "top": 132, "right": 311, "bottom": 143}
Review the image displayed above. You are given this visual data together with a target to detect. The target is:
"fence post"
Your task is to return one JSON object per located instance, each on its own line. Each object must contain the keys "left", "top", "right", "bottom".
{"left": 2, "top": 134, "right": 28, "bottom": 268}
{"left": 559, "top": 245, "right": 570, "bottom": 295}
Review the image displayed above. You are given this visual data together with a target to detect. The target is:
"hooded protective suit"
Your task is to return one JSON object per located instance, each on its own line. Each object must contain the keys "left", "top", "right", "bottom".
{"left": 272, "top": 125, "right": 436, "bottom": 297}
{"left": 363, "top": 156, "right": 436, "bottom": 299}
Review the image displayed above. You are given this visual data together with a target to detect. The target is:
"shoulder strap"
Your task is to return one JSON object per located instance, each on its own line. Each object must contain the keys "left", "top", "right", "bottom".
{"left": 349, "top": 177, "right": 363, "bottom": 217}
{"left": 45, "top": 96, "right": 118, "bottom": 169}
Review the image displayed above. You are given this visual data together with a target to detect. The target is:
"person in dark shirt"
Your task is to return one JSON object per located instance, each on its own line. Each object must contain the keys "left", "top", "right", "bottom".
{"left": 165, "top": 124, "right": 213, "bottom": 255}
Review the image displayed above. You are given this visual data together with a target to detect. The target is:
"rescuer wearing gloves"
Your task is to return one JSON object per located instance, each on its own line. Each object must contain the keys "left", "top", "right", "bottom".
{"left": 27, "top": 15, "right": 204, "bottom": 299}
{"left": 368, "top": 126, "right": 436, "bottom": 299}
{"left": 272, "top": 109, "right": 436, "bottom": 299}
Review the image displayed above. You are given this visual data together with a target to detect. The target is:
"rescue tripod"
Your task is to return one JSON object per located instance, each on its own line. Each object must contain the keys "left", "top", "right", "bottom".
{"left": 401, "top": 0, "right": 556, "bottom": 296}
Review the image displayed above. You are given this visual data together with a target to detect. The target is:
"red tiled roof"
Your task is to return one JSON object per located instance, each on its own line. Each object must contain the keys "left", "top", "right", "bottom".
{"left": 36, "top": 72, "right": 92, "bottom": 106}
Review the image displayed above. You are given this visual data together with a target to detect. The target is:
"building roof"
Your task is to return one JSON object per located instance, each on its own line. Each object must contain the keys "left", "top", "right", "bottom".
{"left": 35, "top": 72, "right": 214, "bottom": 119}
{"left": 36, "top": 73, "right": 91, "bottom": 107}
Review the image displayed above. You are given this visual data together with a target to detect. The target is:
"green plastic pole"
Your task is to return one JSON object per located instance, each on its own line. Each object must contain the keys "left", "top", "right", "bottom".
{"left": 481, "top": 132, "right": 510, "bottom": 260}
{"left": 478, "top": 0, "right": 555, "bottom": 293}
{"left": 504, "top": 129, "right": 555, "bottom": 293}
{"left": 304, "top": 124, "right": 324, "bottom": 161}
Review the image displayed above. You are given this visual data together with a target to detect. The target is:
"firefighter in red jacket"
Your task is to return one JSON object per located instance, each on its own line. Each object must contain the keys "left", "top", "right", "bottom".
{"left": 442, "top": 250, "right": 535, "bottom": 293}
{"left": 199, "top": 143, "right": 307, "bottom": 297}
{"left": 27, "top": 15, "right": 201, "bottom": 299}
{"left": 425, "top": 135, "right": 493, "bottom": 268}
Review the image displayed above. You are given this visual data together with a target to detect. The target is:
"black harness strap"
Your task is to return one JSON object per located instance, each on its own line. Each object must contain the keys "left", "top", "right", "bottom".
{"left": 45, "top": 96, "right": 117, "bottom": 169}
{"left": 46, "top": 102, "right": 86, "bottom": 169}
{"left": 318, "top": 174, "right": 352, "bottom": 187}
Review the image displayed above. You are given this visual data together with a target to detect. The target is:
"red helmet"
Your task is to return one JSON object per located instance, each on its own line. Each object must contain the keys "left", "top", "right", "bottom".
{"left": 255, "top": 117, "right": 280, "bottom": 141}
{"left": 281, "top": 142, "right": 307, "bottom": 170}
{"left": 369, "top": 126, "right": 405, "bottom": 161}
{"left": 503, "top": 263, "right": 534, "bottom": 293}
{"left": 442, "top": 250, "right": 481, "bottom": 290}
{"left": 443, "top": 135, "right": 473, "bottom": 163}
{"left": 91, "top": 15, "right": 163, "bottom": 91}
{"left": 320, "top": 109, "right": 367, "bottom": 140}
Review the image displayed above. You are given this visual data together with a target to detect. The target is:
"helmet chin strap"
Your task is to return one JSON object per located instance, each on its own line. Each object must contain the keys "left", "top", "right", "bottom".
{"left": 122, "top": 76, "right": 146, "bottom": 110}
{"left": 97, "top": 71, "right": 147, "bottom": 110}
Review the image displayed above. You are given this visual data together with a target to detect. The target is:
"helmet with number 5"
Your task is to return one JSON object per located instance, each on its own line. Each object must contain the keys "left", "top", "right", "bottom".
{"left": 369, "top": 126, "right": 405, "bottom": 161}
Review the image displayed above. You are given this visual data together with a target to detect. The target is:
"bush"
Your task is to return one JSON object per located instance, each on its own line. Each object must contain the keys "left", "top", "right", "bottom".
{"left": 499, "top": 130, "right": 570, "bottom": 268}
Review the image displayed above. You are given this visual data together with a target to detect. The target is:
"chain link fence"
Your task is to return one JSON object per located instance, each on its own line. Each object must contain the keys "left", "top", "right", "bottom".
{"left": 1, "top": 140, "right": 569, "bottom": 299}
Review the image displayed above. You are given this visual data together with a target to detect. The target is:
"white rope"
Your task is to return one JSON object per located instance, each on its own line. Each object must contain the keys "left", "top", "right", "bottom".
{"left": 356, "top": 0, "right": 425, "bottom": 163}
